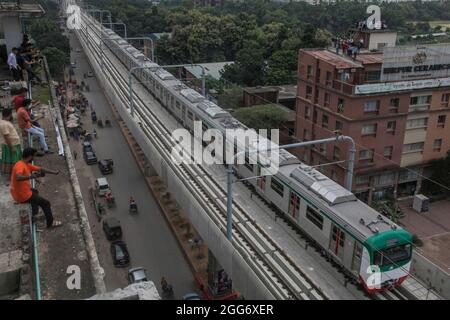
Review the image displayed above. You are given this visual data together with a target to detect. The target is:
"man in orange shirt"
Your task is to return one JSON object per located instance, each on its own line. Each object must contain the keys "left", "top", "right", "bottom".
{"left": 10, "top": 147, "right": 62, "bottom": 228}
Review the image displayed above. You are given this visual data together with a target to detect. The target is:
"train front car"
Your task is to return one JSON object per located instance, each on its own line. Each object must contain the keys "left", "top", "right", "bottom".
{"left": 360, "top": 228, "right": 413, "bottom": 294}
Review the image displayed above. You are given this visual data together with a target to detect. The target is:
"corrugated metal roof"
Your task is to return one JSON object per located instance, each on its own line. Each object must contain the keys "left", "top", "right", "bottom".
{"left": 184, "top": 62, "right": 234, "bottom": 80}
{"left": 307, "top": 50, "right": 362, "bottom": 69}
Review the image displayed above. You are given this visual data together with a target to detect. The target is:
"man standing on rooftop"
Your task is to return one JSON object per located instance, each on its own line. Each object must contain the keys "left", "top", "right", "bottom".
{"left": 0, "top": 108, "right": 22, "bottom": 177}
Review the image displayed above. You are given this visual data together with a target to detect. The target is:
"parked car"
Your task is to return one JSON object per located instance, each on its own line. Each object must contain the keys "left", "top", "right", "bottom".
{"left": 102, "top": 217, "right": 122, "bottom": 241}
{"left": 95, "top": 177, "right": 110, "bottom": 197}
{"left": 83, "top": 150, "right": 98, "bottom": 165}
{"left": 76, "top": 48, "right": 81, "bottom": 53}
{"left": 82, "top": 141, "right": 93, "bottom": 152}
{"left": 98, "top": 159, "right": 114, "bottom": 175}
{"left": 110, "top": 241, "right": 130, "bottom": 267}
{"left": 128, "top": 268, "right": 148, "bottom": 284}
{"left": 87, "top": 71, "right": 94, "bottom": 77}
{"left": 183, "top": 293, "right": 202, "bottom": 300}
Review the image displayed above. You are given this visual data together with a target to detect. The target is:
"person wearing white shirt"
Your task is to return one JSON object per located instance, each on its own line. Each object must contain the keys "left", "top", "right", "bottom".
{"left": 7, "top": 48, "right": 22, "bottom": 81}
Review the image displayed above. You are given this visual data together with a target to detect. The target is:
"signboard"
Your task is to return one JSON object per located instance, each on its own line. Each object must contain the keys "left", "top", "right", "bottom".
{"left": 381, "top": 44, "right": 450, "bottom": 82}
{"left": 355, "top": 77, "right": 450, "bottom": 95}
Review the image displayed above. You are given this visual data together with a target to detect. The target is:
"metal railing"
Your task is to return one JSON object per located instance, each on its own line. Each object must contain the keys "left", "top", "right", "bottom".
{"left": 26, "top": 80, "right": 42, "bottom": 300}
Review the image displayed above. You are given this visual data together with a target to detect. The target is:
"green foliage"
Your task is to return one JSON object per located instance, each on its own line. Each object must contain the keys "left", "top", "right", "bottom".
{"left": 41, "top": 47, "right": 69, "bottom": 79}
{"left": 217, "top": 85, "right": 243, "bottom": 110}
{"left": 232, "top": 104, "right": 290, "bottom": 131}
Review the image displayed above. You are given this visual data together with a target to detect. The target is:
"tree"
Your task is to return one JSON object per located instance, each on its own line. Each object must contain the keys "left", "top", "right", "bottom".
{"left": 265, "top": 50, "right": 297, "bottom": 85}
{"left": 41, "top": 47, "right": 69, "bottom": 79}
{"left": 217, "top": 85, "right": 243, "bottom": 110}
{"left": 232, "top": 104, "right": 290, "bottom": 131}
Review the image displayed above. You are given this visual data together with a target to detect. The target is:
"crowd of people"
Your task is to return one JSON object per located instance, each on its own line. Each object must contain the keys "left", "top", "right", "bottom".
{"left": 1, "top": 34, "right": 61, "bottom": 230}
{"left": 332, "top": 36, "right": 365, "bottom": 60}
{"left": 7, "top": 34, "right": 45, "bottom": 85}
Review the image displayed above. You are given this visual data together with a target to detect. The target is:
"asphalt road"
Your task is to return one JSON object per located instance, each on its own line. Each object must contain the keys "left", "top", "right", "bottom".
{"left": 68, "top": 34, "right": 196, "bottom": 299}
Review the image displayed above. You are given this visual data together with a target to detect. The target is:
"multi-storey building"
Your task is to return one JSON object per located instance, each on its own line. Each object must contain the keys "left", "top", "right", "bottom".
{"left": 295, "top": 38, "right": 450, "bottom": 203}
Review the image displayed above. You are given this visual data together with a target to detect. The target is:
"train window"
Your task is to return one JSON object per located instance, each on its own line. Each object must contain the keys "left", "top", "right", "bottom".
{"left": 331, "top": 226, "right": 345, "bottom": 247}
{"left": 187, "top": 111, "right": 193, "bottom": 120}
{"left": 306, "top": 206, "right": 323, "bottom": 230}
{"left": 270, "top": 178, "right": 284, "bottom": 197}
{"left": 373, "top": 244, "right": 411, "bottom": 266}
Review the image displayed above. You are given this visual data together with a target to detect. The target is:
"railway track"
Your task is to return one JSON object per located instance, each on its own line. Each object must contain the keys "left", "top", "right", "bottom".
{"left": 76, "top": 12, "right": 325, "bottom": 300}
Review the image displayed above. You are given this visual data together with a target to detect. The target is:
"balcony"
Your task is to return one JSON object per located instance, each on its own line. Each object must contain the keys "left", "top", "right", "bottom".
{"left": 332, "top": 80, "right": 355, "bottom": 95}
{"left": 409, "top": 104, "right": 430, "bottom": 112}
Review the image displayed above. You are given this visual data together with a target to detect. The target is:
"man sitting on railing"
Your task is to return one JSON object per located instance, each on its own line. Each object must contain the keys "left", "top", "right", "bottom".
{"left": 10, "top": 147, "right": 62, "bottom": 229}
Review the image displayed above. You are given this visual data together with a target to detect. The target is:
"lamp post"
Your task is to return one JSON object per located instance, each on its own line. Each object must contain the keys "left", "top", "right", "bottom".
{"left": 225, "top": 135, "right": 356, "bottom": 241}
{"left": 160, "top": 64, "right": 206, "bottom": 96}
{"left": 124, "top": 37, "right": 155, "bottom": 61}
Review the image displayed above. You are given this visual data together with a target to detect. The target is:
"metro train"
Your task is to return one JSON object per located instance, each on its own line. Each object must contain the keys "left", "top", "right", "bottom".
{"left": 79, "top": 15, "right": 413, "bottom": 294}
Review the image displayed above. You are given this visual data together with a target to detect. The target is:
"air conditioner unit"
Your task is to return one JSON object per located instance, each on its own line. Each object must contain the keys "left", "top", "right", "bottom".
{"left": 413, "top": 194, "right": 429, "bottom": 213}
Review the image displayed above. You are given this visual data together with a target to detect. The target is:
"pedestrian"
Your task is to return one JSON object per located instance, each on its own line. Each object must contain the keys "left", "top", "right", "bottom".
{"left": 73, "top": 150, "right": 77, "bottom": 160}
{"left": 10, "top": 147, "right": 62, "bottom": 229}
{"left": 7, "top": 47, "right": 22, "bottom": 81}
{"left": 16, "top": 99, "right": 53, "bottom": 155}
{"left": 0, "top": 109, "right": 22, "bottom": 176}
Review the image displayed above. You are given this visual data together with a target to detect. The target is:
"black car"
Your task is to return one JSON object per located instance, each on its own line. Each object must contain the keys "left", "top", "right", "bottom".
{"left": 98, "top": 159, "right": 114, "bottom": 175}
{"left": 110, "top": 241, "right": 130, "bottom": 267}
{"left": 102, "top": 217, "right": 122, "bottom": 241}
{"left": 83, "top": 150, "right": 98, "bottom": 165}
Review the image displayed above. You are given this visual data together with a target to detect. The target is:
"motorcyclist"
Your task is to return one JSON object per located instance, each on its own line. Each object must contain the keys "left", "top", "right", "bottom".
{"left": 105, "top": 191, "right": 112, "bottom": 202}
{"left": 161, "top": 277, "right": 172, "bottom": 293}
{"left": 129, "top": 197, "right": 137, "bottom": 210}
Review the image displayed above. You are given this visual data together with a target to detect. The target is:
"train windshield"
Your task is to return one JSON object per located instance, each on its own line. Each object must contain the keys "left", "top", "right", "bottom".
{"left": 374, "top": 244, "right": 412, "bottom": 267}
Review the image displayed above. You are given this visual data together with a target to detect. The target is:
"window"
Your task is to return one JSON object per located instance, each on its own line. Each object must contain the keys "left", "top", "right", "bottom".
{"left": 362, "top": 124, "right": 377, "bottom": 135}
{"left": 410, "top": 95, "right": 432, "bottom": 108}
{"left": 356, "top": 175, "right": 370, "bottom": 185}
{"left": 337, "top": 98, "right": 344, "bottom": 114}
{"left": 441, "top": 93, "right": 450, "bottom": 107}
{"left": 314, "top": 87, "right": 319, "bottom": 103}
{"left": 433, "top": 139, "right": 442, "bottom": 152}
{"left": 305, "top": 105, "right": 311, "bottom": 119}
{"left": 438, "top": 115, "right": 446, "bottom": 127}
{"left": 390, "top": 98, "right": 400, "bottom": 111}
{"left": 288, "top": 127, "right": 295, "bottom": 137}
{"left": 331, "top": 226, "right": 346, "bottom": 248}
{"left": 364, "top": 100, "right": 380, "bottom": 113}
{"left": 406, "top": 117, "right": 428, "bottom": 129}
{"left": 403, "top": 142, "right": 424, "bottom": 153}
{"left": 306, "top": 85, "right": 313, "bottom": 100}
{"left": 322, "top": 115, "right": 329, "bottom": 128}
{"left": 303, "top": 129, "right": 311, "bottom": 140}
{"left": 318, "top": 143, "right": 326, "bottom": 155}
{"left": 387, "top": 121, "right": 396, "bottom": 133}
{"left": 317, "top": 68, "right": 321, "bottom": 82}
{"left": 326, "top": 71, "right": 332, "bottom": 85}
{"left": 335, "top": 120, "right": 343, "bottom": 132}
{"left": 365, "top": 70, "right": 381, "bottom": 82}
{"left": 324, "top": 93, "right": 330, "bottom": 107}
{"left": 384, "top": 146, "right": 393, "bottom": 159}
{"left": 359, "top": 149, "right": 374, "bottom": 161}
{"left": 373, "top": 244, "right": 411, "bottom": 267}
{"left": 333, "top": 146, "right": 340, "bottom": 160}
{"left": 187, "top": 111, "right": 193, "bottom": 120}
{"left": 331, "top": 170, "right": 338, "bottom": 181}
{"left": 307, "top": 65, "right": 313, "bottom": 78}
{"left": 271, "top": 178, "right": 284, "bottom": 197}
{"left": 306, "top": 206, "right": 323, "bottom": 230}
{"left": 313, "top": 109, "right": 318, "bottom": 123}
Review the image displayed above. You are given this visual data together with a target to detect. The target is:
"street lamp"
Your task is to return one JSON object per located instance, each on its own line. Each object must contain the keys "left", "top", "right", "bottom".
{"left": 124, "top": 37, "right": 155, "bottom": 61}
{"left": 226, "top": 136, "right": 356, "bottom": 241}
{"left": 160, "top": 64, "right": 206, "bottom": 96}
{"left": 128, "top": 66, "right": 161, "bottom": 118}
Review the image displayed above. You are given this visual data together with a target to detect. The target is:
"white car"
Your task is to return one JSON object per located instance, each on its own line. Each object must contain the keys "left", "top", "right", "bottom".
{"left": 87, "top": 71, "right": 94, "bottom": 77}
{"left": 76, "top": 48, "right": 81, "bottom": 53}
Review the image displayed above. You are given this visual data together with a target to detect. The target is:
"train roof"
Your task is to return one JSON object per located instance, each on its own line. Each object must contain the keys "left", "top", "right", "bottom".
{"left": 279, "top": 164, "right": 400, "bottom": 241}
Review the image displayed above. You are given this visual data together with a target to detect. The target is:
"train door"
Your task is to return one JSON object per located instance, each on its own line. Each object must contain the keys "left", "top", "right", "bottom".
{"left": 351, "top": 242, "right": 363, "bottom": 274}
{"left": 256, "top": 166, "right": 266, "bottom": 191}
{"left": 182, "top": 105, "right": 186, "bottom": 124}
{"left": 329, "top": 224, "right": 345, "bottom": 260}
{"left": 289, "top": 192, "right": 300, "bottom": 219}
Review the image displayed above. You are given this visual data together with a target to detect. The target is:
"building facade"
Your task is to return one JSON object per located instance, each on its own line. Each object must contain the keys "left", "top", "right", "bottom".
{"left": 295, "top": 44, "right": 450, "bottom": 203}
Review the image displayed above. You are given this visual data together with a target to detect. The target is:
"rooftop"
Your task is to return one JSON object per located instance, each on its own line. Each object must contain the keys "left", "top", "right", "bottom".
{"left": 184, "top": 61, "right": 234, "bottom": 80}
{"left": 0, "top": 2, "right": 44, "bottom": 16}
{"left": 304, "top": 49, "right": 362, "bottom": 69}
